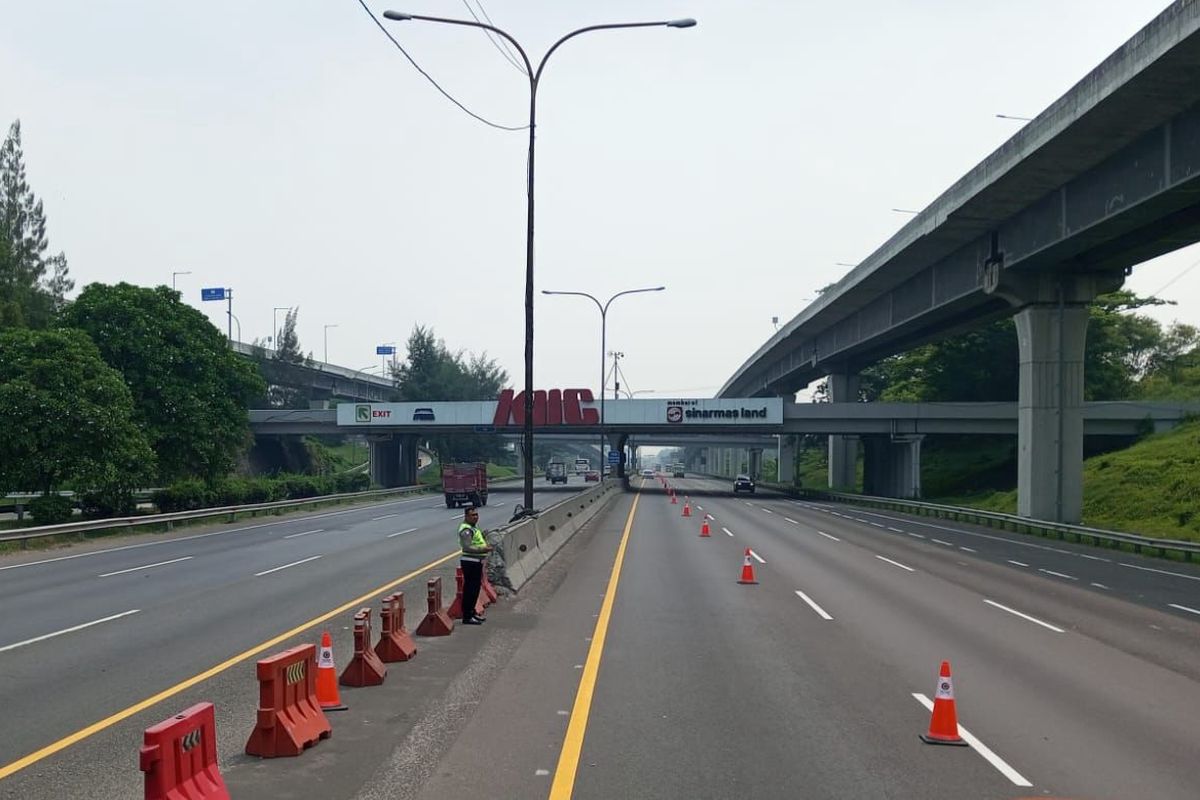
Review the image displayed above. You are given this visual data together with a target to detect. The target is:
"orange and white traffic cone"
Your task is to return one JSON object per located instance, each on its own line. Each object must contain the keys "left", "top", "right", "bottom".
{"left": 682, "top": 501, "right": 691, "bottom": 517}
{"left": 737, "top": 548, "right": 758, "bottom": 584}
{"left": 316, "top": 631, "right": 348, "bottom": 711}
{"left": 670, "top": 492, "right": 678, "bottom": 505}
{"left": 919, "top": 661, "right": 968, "bottom": 746}
{"left": 700, "top": 519, "right": 711, "bottom": 537}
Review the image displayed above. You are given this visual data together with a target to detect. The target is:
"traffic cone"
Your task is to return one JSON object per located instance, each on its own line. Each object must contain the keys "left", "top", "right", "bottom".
{"left": 919, "top": 661, "right": 968, "bottom": 746}
{"left": 682, "top": 501, "right": 691, "bottom": 517}
{"left": 700, "top": 519, "right": 711, "bottom": 537}
{"left": 737, "top": 548, "right": 758, "bottom": 584}
{"left": 670, "top": 492, "right": 678, "bottom": 505}
{"left": 316, "top": 631, "right": 348, "bottom": 711}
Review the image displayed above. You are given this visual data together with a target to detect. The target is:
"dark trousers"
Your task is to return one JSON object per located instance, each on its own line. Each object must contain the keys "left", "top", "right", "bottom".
{"left": 461, "top": 559, "right": 483, "bottom": 620}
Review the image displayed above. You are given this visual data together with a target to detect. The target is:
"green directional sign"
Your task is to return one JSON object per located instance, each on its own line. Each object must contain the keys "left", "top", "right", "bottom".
{"left": 355, "top": 404, "right": 371, "bottom": 423}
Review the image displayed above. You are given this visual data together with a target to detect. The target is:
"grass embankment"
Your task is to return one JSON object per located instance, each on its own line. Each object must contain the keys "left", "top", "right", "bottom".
{"left": 942, "top": 421, "right": 1200, "bottom": 541}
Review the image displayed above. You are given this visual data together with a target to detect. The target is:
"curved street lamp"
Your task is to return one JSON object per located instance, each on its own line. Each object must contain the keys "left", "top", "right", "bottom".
{"left": 383, "top": 9, "right": 695, "bottom": 515}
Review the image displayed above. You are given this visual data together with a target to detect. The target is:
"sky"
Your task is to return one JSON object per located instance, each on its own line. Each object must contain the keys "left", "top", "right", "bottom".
{"left": 3, "top": 0, "right": 1198, "bottom": 402}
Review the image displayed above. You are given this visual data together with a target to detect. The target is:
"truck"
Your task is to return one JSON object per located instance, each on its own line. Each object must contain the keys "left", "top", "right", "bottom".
{"left": 442, "top": 462, "right": 488, "bottom": 508}
{"left": 574, "top": 458, "right": 590, "bottom": 476}
{"left": 546, "top": 461, "right": 568, "bottom": 484}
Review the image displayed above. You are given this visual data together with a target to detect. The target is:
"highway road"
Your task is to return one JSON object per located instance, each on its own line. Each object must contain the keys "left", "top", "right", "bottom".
{"left": 0, "top": 477, "right": 590, "bottom": 799}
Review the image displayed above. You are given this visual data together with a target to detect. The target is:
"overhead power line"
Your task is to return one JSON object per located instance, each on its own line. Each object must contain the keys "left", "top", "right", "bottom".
{"left": 461, "top": 0, "right": 527, "bottom": 74}
{"left": 354, "top": 0, "right": 527, "bottom": 132}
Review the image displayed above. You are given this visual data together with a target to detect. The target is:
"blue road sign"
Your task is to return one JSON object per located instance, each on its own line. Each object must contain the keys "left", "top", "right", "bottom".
{"left": 376, "top": 345, "right": 396, "bottom": 355}
{"left": 201, "top": 287, "right": 226, "bottom": 302}
{"left": 608, "top": 450, "right": 621, "bottom": 465}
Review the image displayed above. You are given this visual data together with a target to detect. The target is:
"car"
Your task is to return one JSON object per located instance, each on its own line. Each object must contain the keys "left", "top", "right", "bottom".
{"left": 640, "top": 468, "right": 654, "bottom": 478}
{"left": 733, "top": 474, "right": 755, "bottom": 493}
{"left": 584, "top": 470, "right": 601, "bottom": 482}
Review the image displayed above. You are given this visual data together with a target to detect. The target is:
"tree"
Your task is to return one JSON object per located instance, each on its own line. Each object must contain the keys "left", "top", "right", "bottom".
{"left": 0, "top": 328, "right": 154, "bottom": 496}
{"left": 58, "top": 282, "right": 266, "bottom": 482}
{"left": 264, "top": 307, "right": 312, "bottom": 408}
{"left": 0, "top": 120, "right": 73, "bottom": 329}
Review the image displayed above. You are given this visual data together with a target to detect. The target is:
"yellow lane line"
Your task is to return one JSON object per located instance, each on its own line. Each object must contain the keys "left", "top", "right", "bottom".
{"left": 549, "top": 493, "right": 641, "bottom": 799}
{"left": 0, "top": 550, "right": 461, "bottom": 783}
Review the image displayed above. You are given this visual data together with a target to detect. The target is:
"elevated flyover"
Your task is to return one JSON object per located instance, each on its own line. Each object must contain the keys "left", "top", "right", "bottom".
{"left": 232, "top": 341, "right": 393, "bottom": 402}
{"left": 719, "top": 2, "right": 1200, "bottom": 522}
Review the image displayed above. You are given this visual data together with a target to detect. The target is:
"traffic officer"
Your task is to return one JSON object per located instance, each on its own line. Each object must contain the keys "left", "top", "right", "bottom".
{"left": 457, "top": 505, "right": 492, "bottom": 625}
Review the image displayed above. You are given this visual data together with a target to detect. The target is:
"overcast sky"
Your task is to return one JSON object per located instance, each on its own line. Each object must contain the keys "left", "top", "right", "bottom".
{"left": 3, "top": 0, "right": 1197, "bottom": 401}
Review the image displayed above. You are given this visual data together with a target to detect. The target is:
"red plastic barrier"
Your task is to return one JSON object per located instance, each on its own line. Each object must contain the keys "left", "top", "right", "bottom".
{"left": 415, "top": 577, "right": 454, "bottom": 636}
{"left": 140, "top": 702, "right": 229, "bottom": 800}
{"left": 375, "top": 592, "right": 418, "bottom": 662}
{"left": 244, "top": 644, "right": 331, "bottom": 758}
{"left": 339, "top": 607, "right": 387, "bottom": 687}
{"left": 448, "top": 566, "right": 486, "bottom": 620}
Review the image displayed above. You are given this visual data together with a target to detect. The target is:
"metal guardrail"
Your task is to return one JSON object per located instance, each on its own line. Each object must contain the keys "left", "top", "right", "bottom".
{"left": 0, "top": 484, "right": 433, "bottom": 547}
{"left": 786, "top": 487, "right": 1199, "bottom": 561}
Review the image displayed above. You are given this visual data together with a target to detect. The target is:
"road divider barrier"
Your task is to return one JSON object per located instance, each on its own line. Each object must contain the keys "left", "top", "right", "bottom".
{"left": 919, "top": 660, "right": 968, "bottom": 746}
{"left": 245, "top": 644, "right": 331, "bottom": 758}
{"left": 339, "top": 608, "right": 387, "bottom": 687}
{"left": 375, "top": 592, "right": 417, "bottom": 662}
{"left": 448, "top": 566, "right": 485, "bottom": 621}
{"left": 738, "top": 548, "right": 758, "bottom": 585}
{"left": 416, "top": 577, "right": 454, "bottom": 636}
{"left": 140, "top": 702, "right": 229, "bottom": 800}
{"left": 315, "top": 631, "right": 347, "bottom": 711}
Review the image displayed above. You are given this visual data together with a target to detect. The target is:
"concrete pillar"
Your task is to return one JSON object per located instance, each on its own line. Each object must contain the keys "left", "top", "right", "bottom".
{"left": 397, "top": 435, "right": 419, "bottom": 486}
{"left": 777, "top": 436, "right": 797, "bottom": 485}
{"left": 369, "top": 436, "right": 401, "bottom": 488}
{"left": 1016, "top": 304, "right": 1089, "bottom": 523}
{"left": 748, "top": 448, "right": 763, "bottom": 481}
{"left": 862, "top": 435, "right": 923, "bottom": 499}
{"left": 827, "top": 371, "right": 860, "bottom": 489}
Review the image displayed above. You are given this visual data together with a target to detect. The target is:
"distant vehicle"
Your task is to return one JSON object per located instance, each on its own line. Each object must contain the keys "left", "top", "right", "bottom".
{"left": 733, "top": 474, "right": 756, "bottom": 494}
{"left": 546, "top": 461, "right": 568, "bottom": 484}
{"left": 584, "top": 470, "right": 601, "bottom": 482}
{"left": 574, "top": 458, "right": 590, "bottom": 475}
{"left": 602, "top": 466, "right": 612, "bottom": 477}
{"left": 640, "top": 468, "right": 654, "bottom": 478}
{"left": 442, "top": 462, "right": 488, "bottom": 508}
{"left": 412, "top": 407, "right": 435, "bottom": 421}
{"left": 672, "top": 463, "right": 685, "bottom": 478}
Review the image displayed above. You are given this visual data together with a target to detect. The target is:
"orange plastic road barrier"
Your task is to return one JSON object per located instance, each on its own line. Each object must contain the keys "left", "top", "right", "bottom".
{"left": 315, "top": 631, "right": 347, "bottom": 711}
{"left": 481, "top": 556, "right": 499, "bottom": 605}
{"left": 920, "top": 661, "right": 969, "bottom": 746}
{"left": 415, "top": 577, "right": 455, "bottom": 636}
{"left": 140, "top": 702, "right": 229, "bottom": 800}
{"left": 375, "top": 592, "right": 418, "bottom": 663}
{"left": 245, "top": 644, "right": 331, "bottom": 758}
{"left": 700, "top": 519, "right": 711, "bottom": 537}
{"left": 448, "top": 566, "right": 486, "bottom": 621}
{"left": 682, "top": 502, "right": 692, "bottom": 517}
{"left": 737, "top": 548, "right": 758, "bottom": 584}
{"left": 339, "top": 608, "right": 387, "bottom": 687}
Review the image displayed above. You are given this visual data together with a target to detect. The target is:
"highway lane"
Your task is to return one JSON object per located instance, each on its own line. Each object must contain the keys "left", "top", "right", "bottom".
{"left": 419, "top": 476, "right": 1200, "bottom": 799}
{"left": 0, "top": 478, "right": 588, "bottom": 796}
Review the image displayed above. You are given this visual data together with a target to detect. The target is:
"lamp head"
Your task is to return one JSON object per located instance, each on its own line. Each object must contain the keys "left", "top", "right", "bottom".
{"left": 382, "top": 10, "right": 413, "bottom": 21}
{"left": 666, "top": 18, "right": 697, "bottom": 28}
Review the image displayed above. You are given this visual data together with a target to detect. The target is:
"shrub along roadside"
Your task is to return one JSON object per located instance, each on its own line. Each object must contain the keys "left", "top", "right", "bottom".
{"left": 153, "top": 472, "right": 369, "bottom": 513}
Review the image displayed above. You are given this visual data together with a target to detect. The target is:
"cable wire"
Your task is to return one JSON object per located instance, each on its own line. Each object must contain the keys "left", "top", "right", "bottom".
{"left": 1146, "top": 255, "right": 1200, "bottom": 301}
{"left": 354, "top": 0, "right": 528, "bottom": 132}
{"left": 472, "top": 0, "right": 527, "bottom": 70}
{"left": 461, "top": 0, "right": 527, "bottom": 74}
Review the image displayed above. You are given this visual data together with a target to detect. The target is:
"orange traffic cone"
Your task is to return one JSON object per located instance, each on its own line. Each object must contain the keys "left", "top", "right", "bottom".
{"left": 316, "top": 631, "right": 348, "bottom": 711}
{"left": 682, "top": 500, "right": 691, "bottom": 517}
{"left": 700, "top": 519, "right": 711, "bottom": 537}
{"left": 737, "top": 548, "right": 758, "bottom": 584}
{"left": 670, "top": 493, "right": 678, "bottom": 505}
{"left": 919, "top": 661, "right": 968, "bottom": 746}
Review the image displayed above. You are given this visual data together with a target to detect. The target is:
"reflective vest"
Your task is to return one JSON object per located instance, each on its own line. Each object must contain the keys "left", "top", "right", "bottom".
{"left": 458, "top": 522, "right": 487, "bottom": 561}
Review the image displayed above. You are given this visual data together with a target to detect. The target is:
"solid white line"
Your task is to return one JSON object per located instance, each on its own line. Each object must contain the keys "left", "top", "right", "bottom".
{"left": 762, "top": 508, "right": 774, "bottom": 515}
{"left": 372, "top": 513, "right": 399, "bottom": 521}
{"left": 983, "top": 599, "right": 1064, "bottom": 633}
{"left": 932, "top": 538, "right": 954, "bottom": 547}
{"left": 1038, "top": 568, "right": 1078, "bottom": 581}
{"left": 748, "top": 549, "right": 766, "bottom": 564}
{"left": 722, "top": 527, "right": 734, "bottom": 537}
{"left": 255, "top": 555, "right": 322, "bottom": 577}
{"left": 907, "top": 533, "right": 925, "bottom": 539}
{"left": 1007, "top": 560, "right": 1029, "bottom": 567}
{"left": 959, "top": 546, "right": 977, "bottom": 553}
{"left": 387, "top": 527, "right": 418, "bottom": 538}
{"left": 816, "top": 530, "right": 840, "bottom": 541}
{"left": 875, "top": 555, "right": 915, "bottom": 572}
{"left": 794, "top": 590, "right": 833, "bottom": 620}
{"left": 911, "top": 694, "right": 1032, "bottom": 787}
{"left": 1168, "top": 603, "right": 1200, "bottom": 616}
{"left": 99, "top": 556, "right": 193, "bottom": 578}
{"left": 0, "top": 609, "right": 140, "bottom": 654}
{"left": 1119, "top": 563, "right": 1200, "bottom": 583}
{"left": 1090, "top": 582, "right": 1110, "bottom": 590}
{"left": 785, "top": 517, "right": 799, "bottom": 524}
{"left": 283, "top": 528, "right": 325, "bottom": 539}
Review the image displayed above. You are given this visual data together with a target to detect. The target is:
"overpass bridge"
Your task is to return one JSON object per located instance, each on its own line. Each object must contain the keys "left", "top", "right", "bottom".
{"left": 719, "top": 2, "right": 1200, "bottom": 522}
{"left": 232, "top": 341, "right": 393, "bottom": 402}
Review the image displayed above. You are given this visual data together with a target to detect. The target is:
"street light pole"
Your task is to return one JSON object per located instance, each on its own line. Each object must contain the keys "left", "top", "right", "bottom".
{"left": 384, "top": 10, "right": 694, "bottom": 516}
{"left": 171, "top": 270, "right": 191, "bottom": 291}
{"left": 324, "top": 324, "right": 338, "bottom": 363}
{"left": 542, "top": 286, "right": 665, "bottom": 470}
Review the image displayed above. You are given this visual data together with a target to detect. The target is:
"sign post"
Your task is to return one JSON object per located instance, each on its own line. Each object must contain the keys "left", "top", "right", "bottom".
{"left": 201, "top": 287, "right": 232, "bottom": 341}
{"left": 376, "top": 345, "right": 396, "bottom": 378}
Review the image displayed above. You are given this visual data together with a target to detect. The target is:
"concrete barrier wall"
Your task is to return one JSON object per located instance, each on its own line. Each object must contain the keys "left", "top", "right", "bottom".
{"left": 489, "top": 480, "right": 620, "bottom": 592}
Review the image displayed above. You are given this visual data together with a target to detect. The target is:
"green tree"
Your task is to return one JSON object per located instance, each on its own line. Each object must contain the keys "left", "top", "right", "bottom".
{"left": 0, "top": 328, "right": 154, "bottom": 497}
{"left": 0, "top": 120, "right": 73, "bottom": 329}
{"left": 58, "top": 282, "right": 266, "bottom": 482}
{"left": 264, "top": 307, "right": 312, "bottom": 408}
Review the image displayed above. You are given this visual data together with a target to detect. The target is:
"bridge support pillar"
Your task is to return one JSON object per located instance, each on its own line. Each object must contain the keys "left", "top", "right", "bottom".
{"left": 777, "top": 436, "right": 797, "bottom": 486}
{"left": 827, "top": 372, "right": 860, "bottom": 489}
{"left": 748, "top": 448, "right": 763, "bottom": 481}
{"left": 863, "top": 435, "right": 923, "bottom": 499}
{"left": 368, "top": 437, "right": 401, "bottom": 488}
{"left": 398, "top": 434, "right": 419, "bottom": 487}
{"left": 1016, "top": 303, "right": 1089, "bottom": 523}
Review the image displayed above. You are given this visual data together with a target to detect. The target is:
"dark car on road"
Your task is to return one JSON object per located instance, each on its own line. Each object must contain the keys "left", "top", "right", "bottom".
{"left": 733, "top": 474, "right": 755, "bottom": 493}
{"left": 584, "top": 470, "right": 601, "bottom": 482}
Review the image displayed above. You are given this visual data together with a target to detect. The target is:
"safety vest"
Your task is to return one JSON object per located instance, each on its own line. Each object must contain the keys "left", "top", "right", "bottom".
{"left": 458, "top": 522, "right": 487, "bottom": 561}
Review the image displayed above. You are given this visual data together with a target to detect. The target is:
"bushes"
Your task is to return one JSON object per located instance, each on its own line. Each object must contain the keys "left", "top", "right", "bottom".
{"left": 153, "top": 472, "right": 370, "bottom": 513}
{"left": 28, "top": 494, "right": 74, "bottom": 524}
{"left": 79, "top": 487, "right": 138, "bottom": 519}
